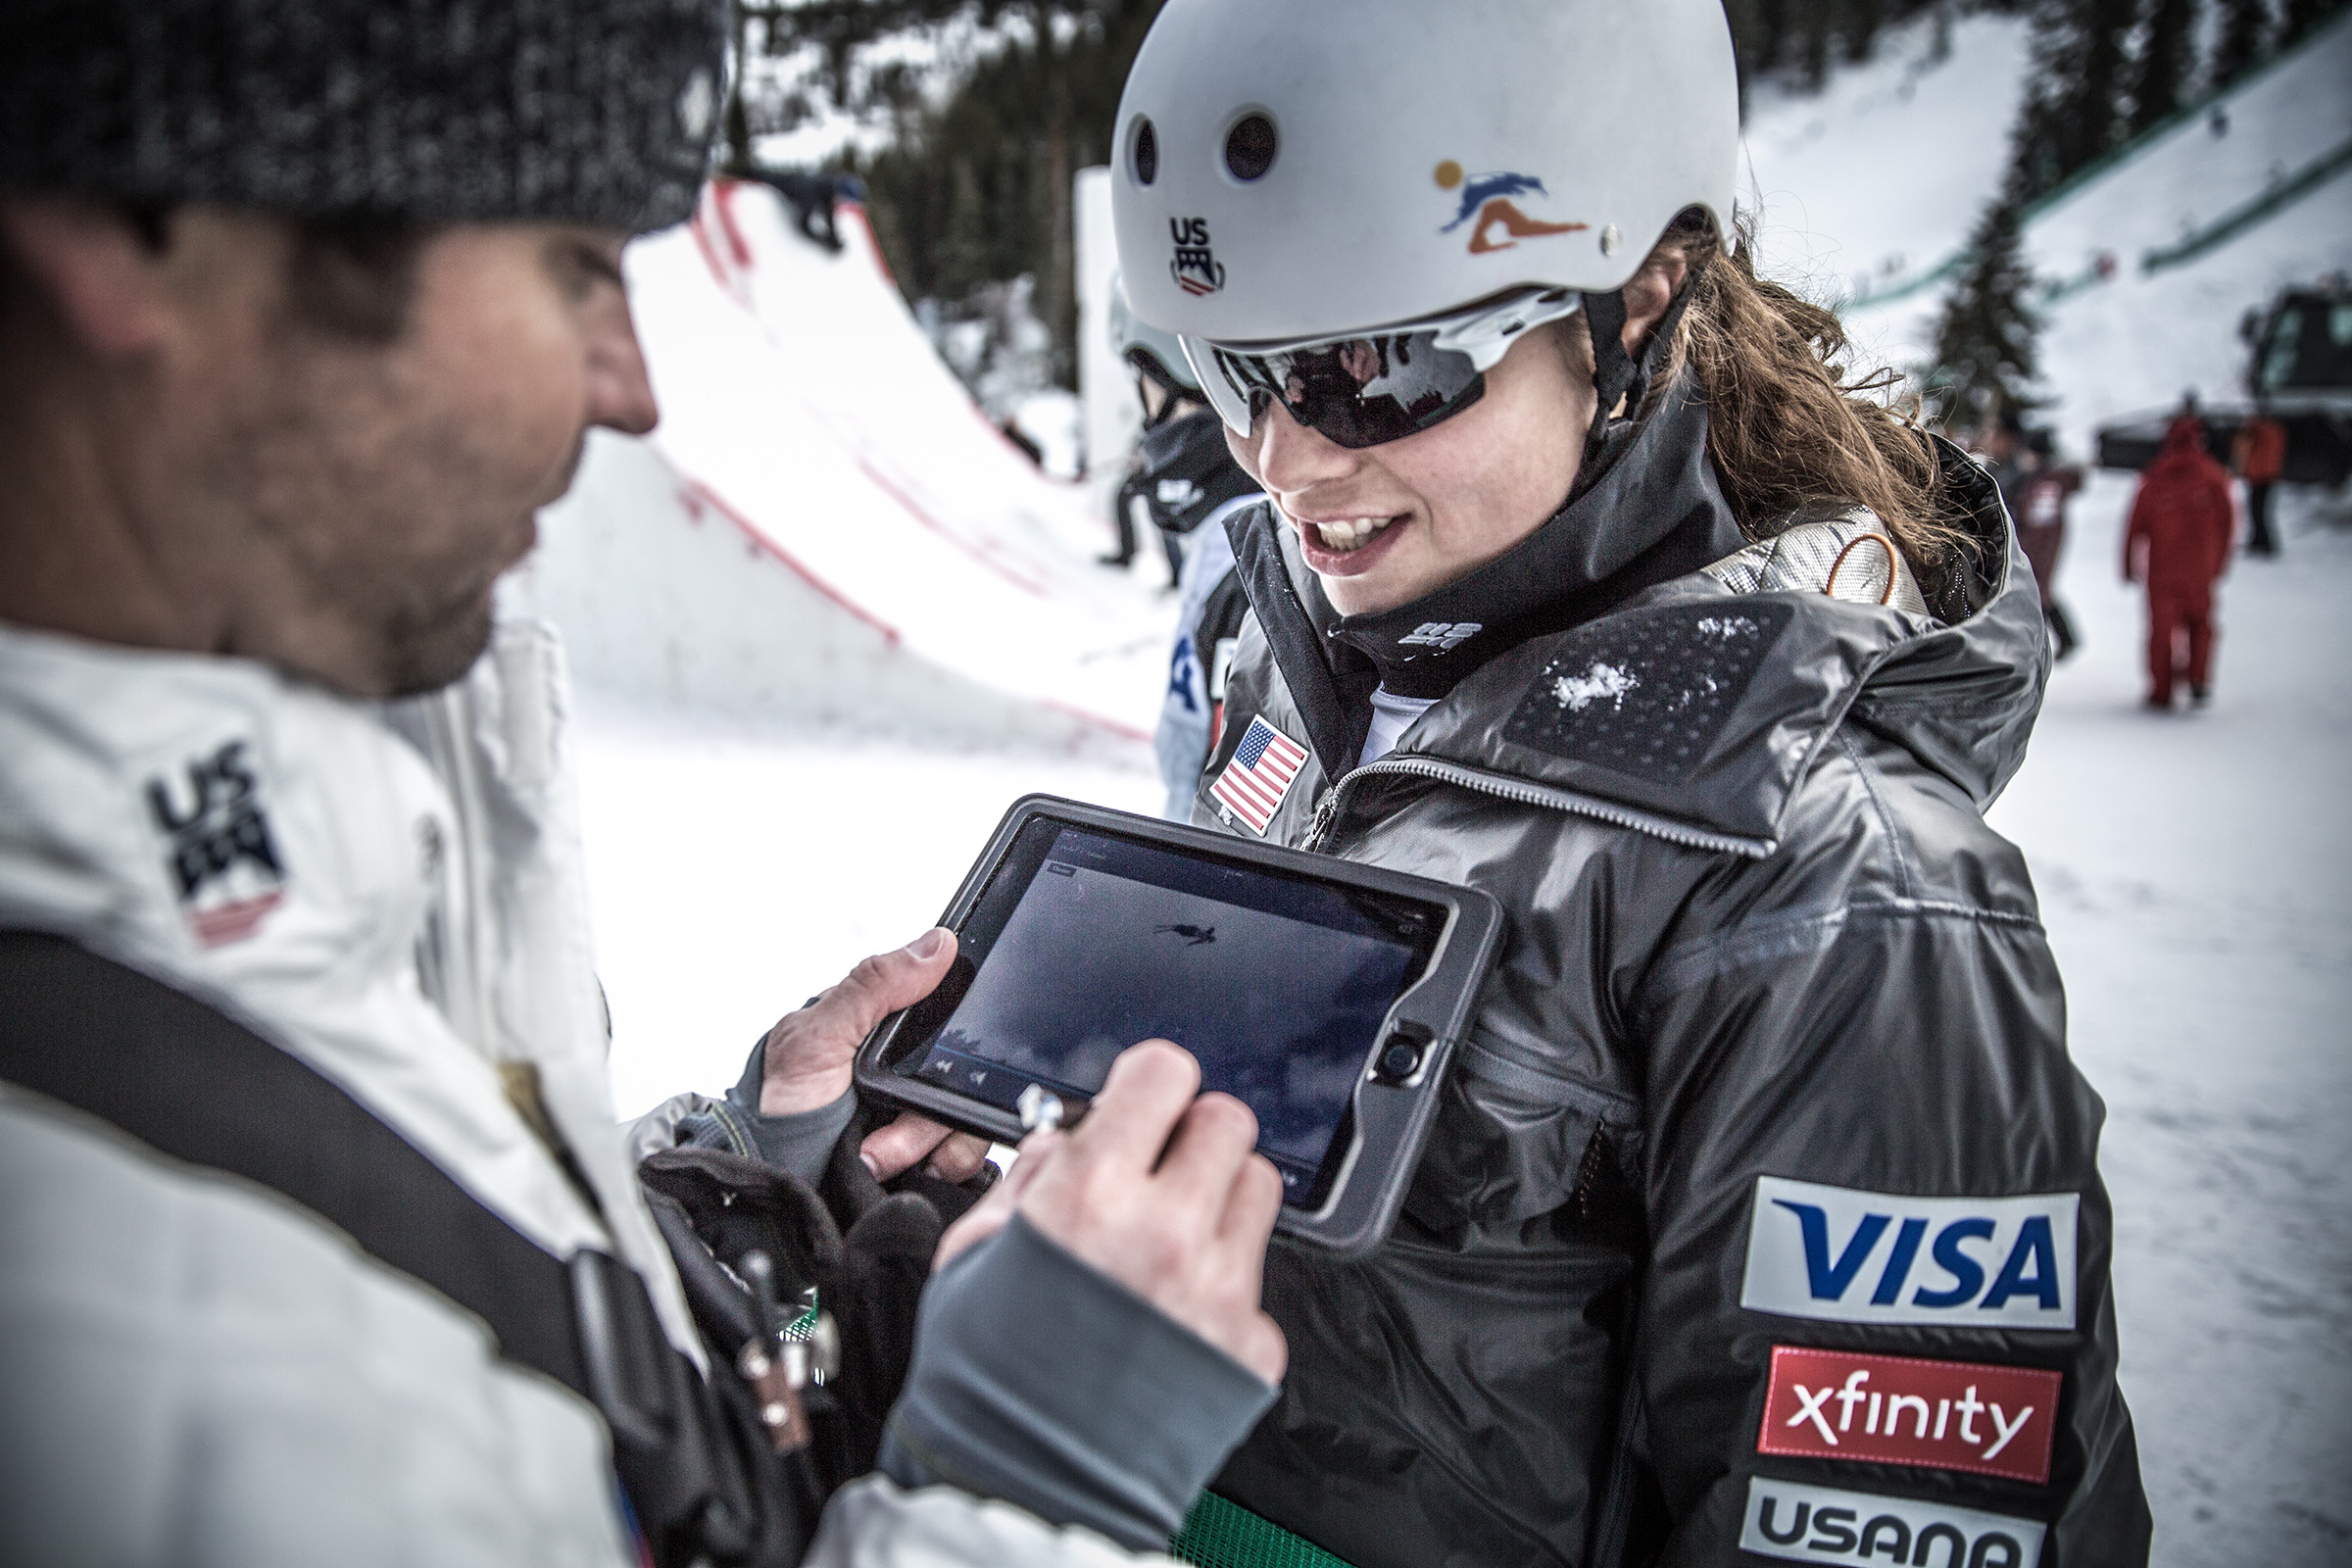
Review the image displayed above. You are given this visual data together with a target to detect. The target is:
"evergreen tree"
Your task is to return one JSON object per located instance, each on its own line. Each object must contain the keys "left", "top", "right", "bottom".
{"left": 728, "top": 1, "right": 1165, "bottom": 389}
{"left": 2131, "top": 0, "right": 2203, "bottom": 132}
{"left": 1930, "top": 196, "right": 2041, "bottom": 429}
{"left": 2278, "top": 0, "right": 2345, "bottom": 43}
{"left": 2210, "top": 0, "right": 2274, "bottom": 81}
{"left": 2009, "top": 0, "right": 2145, "bottom": 200}
{"left": 1790, "top": 0, "right": 1838, "bottom": 89}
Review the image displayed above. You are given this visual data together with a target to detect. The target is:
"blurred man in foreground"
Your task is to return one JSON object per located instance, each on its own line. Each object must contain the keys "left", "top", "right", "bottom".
{"left": 0, "top": 3, "right": 1280, "bottom": 1564}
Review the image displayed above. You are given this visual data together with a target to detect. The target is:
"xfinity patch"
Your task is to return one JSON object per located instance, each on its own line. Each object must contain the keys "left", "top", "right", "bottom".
{"left": 1740, "top": 1176, "right": 2079, "bottom": 1330}
{"left": 143, "top": 736, "right": 287, "bottom": 949}
{"left": 1759, "top": 1346, "right": 2060, "bottom": 1484}
{"left": 1740, "top": 1477, "right": 2045, "bottom": 1567}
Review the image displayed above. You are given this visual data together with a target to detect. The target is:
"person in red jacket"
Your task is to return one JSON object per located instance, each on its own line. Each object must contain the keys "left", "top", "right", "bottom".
{"left": 2125, "top": 414, "right": 2237, "bottom": 708}
{"left": 2231, "top": 407, "right": 2287, "bottom": 557}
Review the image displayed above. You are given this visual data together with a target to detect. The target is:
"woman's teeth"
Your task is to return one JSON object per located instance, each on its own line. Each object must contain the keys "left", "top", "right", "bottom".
{"left": 1311, "top": 516, "right": 1395, "bottom": 553}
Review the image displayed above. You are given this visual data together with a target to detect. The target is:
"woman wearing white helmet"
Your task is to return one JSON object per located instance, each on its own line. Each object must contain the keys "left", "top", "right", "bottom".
{"left": 1114, "top": 2, "right": 2150, "bottom": 1564}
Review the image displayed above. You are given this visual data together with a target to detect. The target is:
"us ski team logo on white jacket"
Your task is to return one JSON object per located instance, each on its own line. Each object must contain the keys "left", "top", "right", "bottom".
{"left": 1740, "top": 1176, "right": 2079, "bottom": 1330}
{"left": 142, "top": 735, "right": 287, "bottom": 948}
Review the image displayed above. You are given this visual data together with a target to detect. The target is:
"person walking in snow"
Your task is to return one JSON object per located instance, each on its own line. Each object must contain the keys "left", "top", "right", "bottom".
{"left": 2017, "top": 428, "right": 2084, "bottom": 661}
{"left": 2231, "top": 405, "right": 2287, "bottom": 557}
{"left": 2126, "top": 413, "right": 2237, "bottom": 708}
{"left": 0, "top": 4, "right": 1284, "bottom": 1565}
{"left": 1113, "top": 1, "right": 2149, "bottom": 1562}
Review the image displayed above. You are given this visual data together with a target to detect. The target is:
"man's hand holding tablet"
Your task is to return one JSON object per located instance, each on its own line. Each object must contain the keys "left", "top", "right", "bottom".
{"left": 755, "top": 925, "right": 1287, "bottom": 1382}
{"left": 752, "top": 925, "right": 993, "bottom": 1182}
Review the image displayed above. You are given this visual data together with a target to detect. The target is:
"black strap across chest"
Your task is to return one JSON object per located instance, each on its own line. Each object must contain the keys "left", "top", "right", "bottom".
{"left": 0, "top": 929, "right": 597, "bottom": 1394}
{"left": 0, "top": 929, "right": 800, "bottom": 1567}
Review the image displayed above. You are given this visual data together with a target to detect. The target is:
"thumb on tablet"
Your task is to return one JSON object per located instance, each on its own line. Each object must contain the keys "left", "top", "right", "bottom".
{"left": 759, "top": 927, "right": 956, "bottom": 1114}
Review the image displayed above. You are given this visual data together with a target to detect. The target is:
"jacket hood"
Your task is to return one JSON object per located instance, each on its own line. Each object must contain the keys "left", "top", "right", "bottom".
{"left": 1233, "top": 435, "right": 2047, "bottom": 855}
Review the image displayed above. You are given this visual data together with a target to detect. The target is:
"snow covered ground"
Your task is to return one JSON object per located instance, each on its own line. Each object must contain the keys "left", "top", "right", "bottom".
{"left": 581, "top": 708, "right": 1157, "bottom": 1119}
{"left": 1984, "top": 479, "right": 2351, "bottom": 1566}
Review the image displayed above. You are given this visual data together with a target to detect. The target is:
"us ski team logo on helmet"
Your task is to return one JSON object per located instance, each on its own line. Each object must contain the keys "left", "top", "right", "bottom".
{"left": 1169, "top": 218, "right": 1225, "bottom": 296}
{"left": 1434, "top": 162, "right": 1589, "bottom": 256}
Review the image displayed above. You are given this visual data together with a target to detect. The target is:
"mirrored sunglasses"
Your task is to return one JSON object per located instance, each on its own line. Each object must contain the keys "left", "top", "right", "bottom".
{"left": 1180, "top": 289, "right": 1582, "bottom": 451}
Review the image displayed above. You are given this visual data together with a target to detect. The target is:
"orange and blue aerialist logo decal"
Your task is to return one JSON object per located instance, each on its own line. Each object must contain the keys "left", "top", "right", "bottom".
{"left": 1435, "top": 162, "right": 1590, "bottom": 255}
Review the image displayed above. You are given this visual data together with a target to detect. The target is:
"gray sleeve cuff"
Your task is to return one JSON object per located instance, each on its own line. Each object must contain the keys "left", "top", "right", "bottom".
{"left": 878, "top": 1212, "right": 1277, "bottom": 1550}
{"left": 707, "top": 1036, "right": 857, "bottom": 1184}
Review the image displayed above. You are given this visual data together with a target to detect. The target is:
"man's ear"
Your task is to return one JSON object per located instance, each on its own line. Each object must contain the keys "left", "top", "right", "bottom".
{"left": 1619, "top": 247, "right": 1691, "bottom": 359}
{"left": 0, "top": 197, "right": 179, "bottom": 359}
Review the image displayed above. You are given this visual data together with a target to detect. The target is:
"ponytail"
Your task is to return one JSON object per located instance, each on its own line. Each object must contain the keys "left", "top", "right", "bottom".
{"left": 1647, "top": 212, "right": 1977, "bottom": 599}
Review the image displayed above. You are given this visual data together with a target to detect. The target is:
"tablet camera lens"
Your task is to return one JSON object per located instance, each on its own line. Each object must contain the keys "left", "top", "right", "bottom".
{"left": 1377, "top": 1038, "right": 1422, "bottom": 1082}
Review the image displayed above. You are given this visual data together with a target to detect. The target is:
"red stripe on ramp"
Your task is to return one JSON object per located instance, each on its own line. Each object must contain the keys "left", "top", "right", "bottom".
{"left": 850, "top": 455, "right": 1051, "bottom": 598}
{"left": 839, "top": 201, "right": 1083, "bottom": 490}
{"left": 1040, "top": 696, "right": 1152, "bottom": 746}
{"left": 712, "top": 179, "right": 756, "bottom": 268}
{"left": 677, "top": 478, "right": 903, "bottom": 647}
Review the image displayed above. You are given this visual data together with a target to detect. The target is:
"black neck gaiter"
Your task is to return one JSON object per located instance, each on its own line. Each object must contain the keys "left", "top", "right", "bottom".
{"left": 1310, "top": 371, "right": 1746, "bottom": 699}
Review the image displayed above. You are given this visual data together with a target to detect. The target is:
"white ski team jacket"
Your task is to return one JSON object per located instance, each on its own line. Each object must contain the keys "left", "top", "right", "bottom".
{"left": 0, "top": 616, "right": 1160, "bottom": 1568}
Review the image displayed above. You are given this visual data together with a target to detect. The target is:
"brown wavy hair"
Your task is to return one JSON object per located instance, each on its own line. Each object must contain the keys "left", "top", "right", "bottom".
{"left": 1642, "top": 210, "right": 1976, "bottom": 592}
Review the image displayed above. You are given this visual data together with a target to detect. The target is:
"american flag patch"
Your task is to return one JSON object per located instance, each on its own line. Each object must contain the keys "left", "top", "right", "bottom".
{"left": 1209, "top": 716, "right": 1308, "bottom": 835}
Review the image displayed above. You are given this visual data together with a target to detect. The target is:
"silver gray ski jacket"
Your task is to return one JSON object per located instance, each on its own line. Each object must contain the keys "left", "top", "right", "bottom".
{"left": 1191, "top": 426, "right": 2149, "bottom": 1566}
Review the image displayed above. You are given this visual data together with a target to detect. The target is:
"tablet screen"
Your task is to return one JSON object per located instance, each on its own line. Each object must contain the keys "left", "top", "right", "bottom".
{"left": 889, "top": 820, "right": 1439, "bottom": 1207}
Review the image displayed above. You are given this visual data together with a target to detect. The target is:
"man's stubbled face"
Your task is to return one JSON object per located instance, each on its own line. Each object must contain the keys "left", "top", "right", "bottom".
{"left": 157, "top": 216, "right": 656, "bottom": 696}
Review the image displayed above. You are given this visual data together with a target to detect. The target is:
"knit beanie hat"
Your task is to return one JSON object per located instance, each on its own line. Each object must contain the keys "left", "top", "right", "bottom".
{"left": 0, "top": 0, "right": 728, "bottom": 234}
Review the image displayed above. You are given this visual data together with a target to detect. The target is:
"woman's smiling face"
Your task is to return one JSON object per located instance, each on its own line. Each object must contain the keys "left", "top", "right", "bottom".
{"left": 1223, "top": 319, "right": 1596, "bottom": 616}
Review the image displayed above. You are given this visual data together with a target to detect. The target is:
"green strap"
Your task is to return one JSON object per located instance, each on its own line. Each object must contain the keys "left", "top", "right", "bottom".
{"left": 1169, "top": 1491, "right": 1355, "bottom": 1568}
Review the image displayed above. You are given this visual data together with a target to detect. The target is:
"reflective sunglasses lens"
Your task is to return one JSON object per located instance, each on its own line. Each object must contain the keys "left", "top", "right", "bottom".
{"left": 1206, "top": 332, "right": 1486, "bottom": 450}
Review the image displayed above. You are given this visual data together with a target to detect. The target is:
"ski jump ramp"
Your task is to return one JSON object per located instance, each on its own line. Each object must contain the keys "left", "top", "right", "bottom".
{"left": 524, "top": 179, "right": 1170, "bottom": 747}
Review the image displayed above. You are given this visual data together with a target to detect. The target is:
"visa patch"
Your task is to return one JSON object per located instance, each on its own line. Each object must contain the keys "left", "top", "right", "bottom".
{"left": 1740, "top": 1477, "right": 2046, "bottom": 1568}
{"left": 1740, "top": 1176, "right": 2079, "bottom": 1330}
{"left": 1759, "top": 1346, "right": 2060, "bottom": 1484}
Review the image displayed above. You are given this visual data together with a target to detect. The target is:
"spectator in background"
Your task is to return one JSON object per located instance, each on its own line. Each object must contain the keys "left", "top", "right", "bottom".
{"left": 1106, "top": 277, "right": 1263, "bottom": 814}
{"left": 1979, "top": 406, "right": 2029, "bottom": 514}
{"left": 2017, "top": 428, "right": 2084, "bottom": 661}
{"left": 2231, "top": 404, "right": 2286, "bottom": 557}
{"left": 2125, "top": 413, "right": 2237, "bottom": 710}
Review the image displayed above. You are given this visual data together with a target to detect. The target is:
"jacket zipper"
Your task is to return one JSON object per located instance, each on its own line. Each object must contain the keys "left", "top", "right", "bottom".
{"left": 1304, "top": 755, "right": 1778, "bottom": 858}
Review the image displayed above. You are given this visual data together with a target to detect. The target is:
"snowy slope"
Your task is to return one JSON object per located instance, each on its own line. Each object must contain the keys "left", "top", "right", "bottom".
{"left": 1745, "top": 22, "right": 2352, "bottom": 1562}
{"left": 1745, "top": 9, "right": 2352, "bottom": 457}
{"left": 1741, "top": 9, "right": 2034, "bottom": 306}
{"left": 526, "top": 178, "right": 1171, "bottom": 745}
{"left": 1984, "top": 484, "right": 2351, "bottom": 1568}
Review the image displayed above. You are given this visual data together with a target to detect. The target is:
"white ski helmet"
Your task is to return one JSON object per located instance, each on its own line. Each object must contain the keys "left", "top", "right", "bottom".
{"left": 1110, "top": 0, "right": 1739, "bottom": 344}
